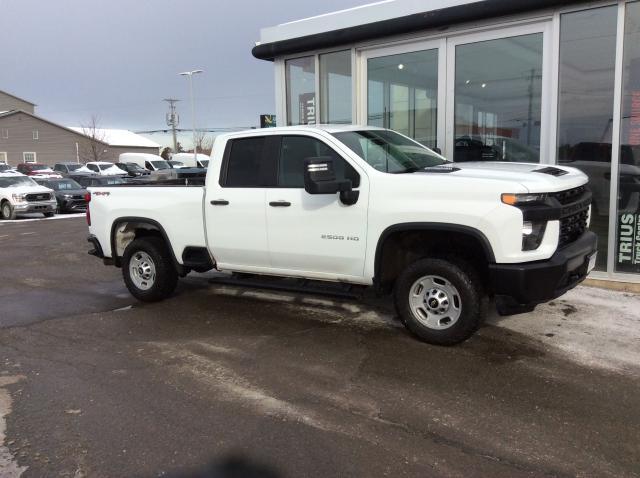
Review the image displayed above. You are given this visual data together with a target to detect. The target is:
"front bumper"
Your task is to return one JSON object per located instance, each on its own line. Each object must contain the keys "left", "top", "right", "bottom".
{"left": 489, "top": 231, "right": 597, "bottom": 315}
{"left": 61, "top": 199, "right": 87, "bottom": 212}
{"left": 14, "top": 200, "right": 57, "bottom": 214}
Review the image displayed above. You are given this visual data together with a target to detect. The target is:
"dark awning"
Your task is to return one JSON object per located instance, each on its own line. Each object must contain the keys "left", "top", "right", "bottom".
{"left": 253, "top": 0, "right": 582, "bottom": 61}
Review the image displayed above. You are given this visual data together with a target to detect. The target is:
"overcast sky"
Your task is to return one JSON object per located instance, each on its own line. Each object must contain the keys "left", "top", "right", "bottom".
{"left": 0, "top": 0, "right": 368, "bottom": 147}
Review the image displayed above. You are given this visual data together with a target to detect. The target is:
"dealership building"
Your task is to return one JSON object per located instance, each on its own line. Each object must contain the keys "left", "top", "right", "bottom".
{"left": 254, "top": 0, "right": 640, "bottom": 283}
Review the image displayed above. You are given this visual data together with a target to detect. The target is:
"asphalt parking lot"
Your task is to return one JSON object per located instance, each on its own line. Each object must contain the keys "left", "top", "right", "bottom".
{"left": 0, "top": 217, "right": 639, "bottom": 477}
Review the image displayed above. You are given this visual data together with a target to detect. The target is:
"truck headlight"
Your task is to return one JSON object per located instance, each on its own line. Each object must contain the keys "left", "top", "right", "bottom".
{"left": 501, "top": 193, "right": 547, "bottom": 206}
{"left": 11, "top": 193, "right": 26, "bottom": 203}
{"left": 522, "top": 221, "right": 547, "bottom": 251}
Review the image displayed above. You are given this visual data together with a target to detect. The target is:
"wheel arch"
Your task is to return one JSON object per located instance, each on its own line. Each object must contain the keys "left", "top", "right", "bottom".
{"left": 110, "top": 216, "right": 182, "bottom": 271}
{"left": 373, "top": 222, "right": 496, "bottom": 291}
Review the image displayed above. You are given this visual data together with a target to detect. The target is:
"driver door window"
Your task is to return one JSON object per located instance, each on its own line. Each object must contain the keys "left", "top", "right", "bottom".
{"left": 278, "top": 135, "right": 360, "bottom": 188}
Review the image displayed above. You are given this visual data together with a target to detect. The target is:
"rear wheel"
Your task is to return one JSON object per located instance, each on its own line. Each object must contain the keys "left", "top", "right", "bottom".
{"left": 394, "top": 258, "right": 485, "bottom": 345}
{"left": 0, "top": 201, "right": 16, "bottom": 220}
{"left": 122, "top": 237, "right": 178, "bottom": 302}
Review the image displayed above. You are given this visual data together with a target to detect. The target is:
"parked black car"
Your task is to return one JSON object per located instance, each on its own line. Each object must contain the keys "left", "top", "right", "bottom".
{"left": 115, "top": 162, "right": 150, "bottom": 177}
{"left": 34, "top": 178, "right": 88, "bottom": 213}
{"left": 53, "top": 162, "right": 85, "bottom": 176}
{"left": 73, "top": 175, "right": 127, "bottom": 188}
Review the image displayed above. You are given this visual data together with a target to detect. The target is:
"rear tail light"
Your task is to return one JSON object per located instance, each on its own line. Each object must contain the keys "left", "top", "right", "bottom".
{"left": 85, "top": 192, "right": 91, "bottom": 226}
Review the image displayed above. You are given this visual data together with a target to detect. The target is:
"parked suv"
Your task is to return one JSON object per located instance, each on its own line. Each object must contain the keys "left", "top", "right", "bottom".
{"left": 16, "top": 163, "right": 62, "bottom": 178}
{"left": 34, "top": 178, "right": 88, "bottom": 213}
{"left": 0, "top": 173, "right": 57, "bottom": 219}
{"left": 53, "top": 162, "right": 85, "bottom": 176}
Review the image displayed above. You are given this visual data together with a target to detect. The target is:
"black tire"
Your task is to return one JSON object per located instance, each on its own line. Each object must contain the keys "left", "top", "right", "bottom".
{"left": 0, "top": 201, "right": 16, "bottom": 220}
{"left": 122, "top": 236, "right": 178, "bottom": 302}
{"left": 44, "top": 212, "right": 55, "bottom": 218}
{"left": 394, "top": 258, "right": 485, "bottom": 345}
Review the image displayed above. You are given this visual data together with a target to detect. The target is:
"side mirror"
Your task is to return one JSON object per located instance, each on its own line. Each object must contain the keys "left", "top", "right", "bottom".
{"left": 304, "top": 157, "right": 359, "bottom": 205}
{"left": 431, "top": 147, "right": 442, "bottom": 155}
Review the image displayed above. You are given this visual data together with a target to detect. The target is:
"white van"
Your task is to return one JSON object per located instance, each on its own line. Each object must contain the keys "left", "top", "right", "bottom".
{"left": 119, "top": 153, "right": 171, "bottom": 172}
{"left": 172, "top": 153, "right": 210, "bottom": 168}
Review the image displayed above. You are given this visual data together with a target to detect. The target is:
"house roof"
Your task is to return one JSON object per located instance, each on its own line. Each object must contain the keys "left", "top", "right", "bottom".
{"left": 68, "top": 127, "right": 160, "bottom": 148}
{"left": 253, "top": 0, "right": 583, "bottom": 60}
{"left": 0, "top": 110, "right": 159, "bottom": 149}
{"left": 0, "top": 89, "right": 36, "bottom": 106}
{"left": 0, "top": 110, "right": 106, "bottom": 144}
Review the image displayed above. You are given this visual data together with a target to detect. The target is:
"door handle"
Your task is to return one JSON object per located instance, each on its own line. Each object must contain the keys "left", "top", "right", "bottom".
{"left": 210, "top": 199, "right": 229, "bottom": 206}
{"left": 269, "top": 200, "right": 291, "bottom": 207}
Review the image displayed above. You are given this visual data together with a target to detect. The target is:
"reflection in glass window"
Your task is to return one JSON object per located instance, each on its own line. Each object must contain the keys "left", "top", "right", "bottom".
{"left": 557, "top": 6, "right": 617, "bottom": 271}
{"left": 367, "top": 50, "right": 438, "bottom": 148}
{"left": 320, "top": 51, "right": 352, "bottom": 124}
{"left": 454, "top": 34, "right": 542, "bottom": 163}
{"left": 286, "top": 57, "right": 316, "bottom": 126}
{"left": 616, "top": 2, "right": 640, "bottom": 274}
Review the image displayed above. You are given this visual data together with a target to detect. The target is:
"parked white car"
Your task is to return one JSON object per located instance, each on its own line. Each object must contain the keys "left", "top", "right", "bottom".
{"left": 77, "top": 162, "right": 128, "bottom": 176}
{"left": 172, "top": 153, "right": 210, "bottom": 168}
{"left": 0, "top": 173, "right": 57, "bottom": 220}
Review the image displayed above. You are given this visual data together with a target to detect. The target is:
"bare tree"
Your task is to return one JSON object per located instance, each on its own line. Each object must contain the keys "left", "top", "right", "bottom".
{"left": 79, "top": 115, "right": 109, "bottom": 163}
{"left": 193, "top": 130, "right": 213, "bottom": 155}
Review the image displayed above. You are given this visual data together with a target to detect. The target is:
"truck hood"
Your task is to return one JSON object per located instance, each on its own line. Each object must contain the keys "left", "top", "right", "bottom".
{"left": 421, "top": 162, "right": 588, "bottom": 193}
{"left": 3, "top": 184, "right": 54, "bottom": 195}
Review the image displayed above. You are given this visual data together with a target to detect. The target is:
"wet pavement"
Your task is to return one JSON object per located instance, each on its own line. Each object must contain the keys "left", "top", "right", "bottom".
{"left": 0, "top": 217, "right": 639, "bottom": 477}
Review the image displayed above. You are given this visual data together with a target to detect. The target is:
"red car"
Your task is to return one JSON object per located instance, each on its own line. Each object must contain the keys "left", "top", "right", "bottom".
{"left": 16, "top": 163, "right": 62, "bottom": 178}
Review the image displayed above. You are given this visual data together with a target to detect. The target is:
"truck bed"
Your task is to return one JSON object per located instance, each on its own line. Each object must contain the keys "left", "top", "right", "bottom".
{"left": 87, "top": 185, "right": 207, "bottom": 261}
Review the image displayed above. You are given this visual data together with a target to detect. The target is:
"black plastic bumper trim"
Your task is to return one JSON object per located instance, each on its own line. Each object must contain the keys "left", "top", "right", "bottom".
{"left": 489, "top": 231, "right": 597, "bottom": 307}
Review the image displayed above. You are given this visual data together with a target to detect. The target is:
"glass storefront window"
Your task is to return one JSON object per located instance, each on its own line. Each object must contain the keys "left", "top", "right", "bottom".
{"left": 286, "top": 56, "right": 316, "bottom": 126}
{"left": 367, "top": 49, "right": 438, "bottom": 149}
{"left": 616, "top": 1, "right": 640, "bottom": 274}
{"left": 557, "top": 6, "right": 617, "bottom": 271}
{"left": 320, "top": 50, "right": 352, "bottom": 124}
{"left": 454, "top": 34, "right": 543, "bottom": 163}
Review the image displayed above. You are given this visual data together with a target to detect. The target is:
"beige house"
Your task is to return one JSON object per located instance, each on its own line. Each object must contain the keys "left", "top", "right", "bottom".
{"left": 0, "top": 90, "right": 159, "bottom": 166}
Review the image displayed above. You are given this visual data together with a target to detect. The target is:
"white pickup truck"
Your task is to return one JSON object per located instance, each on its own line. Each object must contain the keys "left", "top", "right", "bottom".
{"left": 86, "top": 126, "right": 597, "bottom": 345}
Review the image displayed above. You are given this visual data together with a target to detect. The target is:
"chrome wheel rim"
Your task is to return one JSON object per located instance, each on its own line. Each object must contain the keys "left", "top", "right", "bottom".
{"left": 129, "top": 251, "right": 156, "bottom": 291}
{"left": 409, "top": 275, "right": 462, "bottom": 330}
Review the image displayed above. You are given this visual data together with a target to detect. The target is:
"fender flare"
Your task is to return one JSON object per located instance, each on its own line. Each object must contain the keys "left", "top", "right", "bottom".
{"left": 373, "top": 222, "right": 496, "bottom": 282}
{"left": 110, "top": 216, "right": 181, "bottom": 270}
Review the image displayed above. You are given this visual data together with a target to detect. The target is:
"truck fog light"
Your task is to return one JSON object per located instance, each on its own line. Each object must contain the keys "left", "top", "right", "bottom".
{"left": 522, "top": 221, "right": 547, "bottom": 251}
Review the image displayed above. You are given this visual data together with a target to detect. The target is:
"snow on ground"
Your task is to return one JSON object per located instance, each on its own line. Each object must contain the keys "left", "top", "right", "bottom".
{"left": 487, "top": 285, "right": 640, "bottom": 376}
{"left": 0, "top": 213, "right": 84, "bottom": 225}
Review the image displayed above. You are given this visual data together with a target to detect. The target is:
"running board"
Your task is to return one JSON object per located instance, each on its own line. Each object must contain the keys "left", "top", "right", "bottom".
{"left": 207, "top": 274, "right": 363, "bottom": 300}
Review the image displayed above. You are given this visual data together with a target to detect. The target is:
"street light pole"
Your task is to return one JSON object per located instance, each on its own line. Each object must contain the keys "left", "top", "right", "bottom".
{"left": 179, "top": 69, "right": 203, "bottom": 164}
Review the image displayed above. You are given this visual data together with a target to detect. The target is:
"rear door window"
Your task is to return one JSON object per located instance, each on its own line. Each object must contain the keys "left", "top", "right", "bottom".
{"left": 223, "top": 137, "right": 267, "bottom": 187}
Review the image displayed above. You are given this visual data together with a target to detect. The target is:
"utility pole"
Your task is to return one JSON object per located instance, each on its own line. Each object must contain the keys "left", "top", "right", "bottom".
{"left": 164, "top": 98, "right": 180, "bottom": 153}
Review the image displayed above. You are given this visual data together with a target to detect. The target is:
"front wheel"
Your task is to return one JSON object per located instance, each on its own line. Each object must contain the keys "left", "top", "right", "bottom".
{"left": 0, "top": 201, "right": 16, "bottom": 220}
{"left": 122, "top": 237, "right": 178, "bottom": 302}
{"left": 394, "top": 258, "right": 485, "bottom": 345}
{"left": 44, "top": 212, "right": 55, "bottom": 218}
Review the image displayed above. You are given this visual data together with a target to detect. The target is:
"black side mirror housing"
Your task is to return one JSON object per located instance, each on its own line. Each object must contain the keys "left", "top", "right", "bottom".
{"left": 304, "top": 157, "right": 359, "bottom": 205}
{"left": 431, "top": 147, "right": 442, "bottom": 155}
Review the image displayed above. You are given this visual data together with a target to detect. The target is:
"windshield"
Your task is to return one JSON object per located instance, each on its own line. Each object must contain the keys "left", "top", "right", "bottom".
{"left": 332, "top": 130, "right": 446, "bottom": 173}
{"left": 98, "top": 163, "right": 115, "bottom": 170}
{"left": 169, "top": 161, "right": 184, "bottom": 167}
{"left": 127, "top": 163, "right": 144, "bottom": 171}
{"left": 0, "top": 165, "right": 10, "bottom": 171}
{"left": 64, "top": 164, "right": 82, "bottom": 171}
{"left": 31, "top": 164, "right": 51, "bottom": 171}
{"left": 51, "top": 179, "right": 82, "bottom": 190}
{"left": 0, "top": 176, "right": 37, "bottom": 188}
{"left": 150, "top": 160, "right": 170, "bottom": 170}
